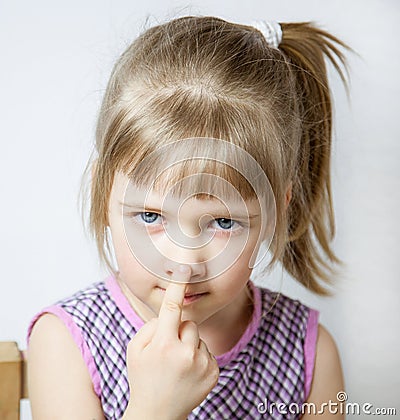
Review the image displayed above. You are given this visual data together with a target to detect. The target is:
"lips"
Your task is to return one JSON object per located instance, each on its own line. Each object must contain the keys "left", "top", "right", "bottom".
{"left": 184, "top": 292, "right": 206, "bottom": 297}
{"left": 156, "top": 286, "right": 208, "bottom": 299}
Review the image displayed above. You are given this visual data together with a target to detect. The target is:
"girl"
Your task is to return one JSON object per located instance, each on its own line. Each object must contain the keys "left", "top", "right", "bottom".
{"left": 27, "top": 15, "right": 350, "bottom": 419}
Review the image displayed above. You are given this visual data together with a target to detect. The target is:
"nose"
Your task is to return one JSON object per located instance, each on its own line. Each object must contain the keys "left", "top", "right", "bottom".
{"left": 161, "top": 216, "right": 210, "bottom": 282}
{"left": 163, "top": 257, "right": 207, "bottom": 283}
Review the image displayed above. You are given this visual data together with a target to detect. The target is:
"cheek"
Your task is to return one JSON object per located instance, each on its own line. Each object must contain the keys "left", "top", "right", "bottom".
{"left": 233, "top": 253, "right": 253, "bottom": 279}
{"left": 213, "top": 261, "right": 251, "bottom": 303}
{"left": 220, "top": 241, "right": 257, "bottom": 284}
{"left": 109, "top": 219, "right": 135, "bottom": 270}
{"left": 243, "top": 228, "right": 263, "bottom": 266}
{"left": 229, "top": 230, "right": 259, "bottom": 265}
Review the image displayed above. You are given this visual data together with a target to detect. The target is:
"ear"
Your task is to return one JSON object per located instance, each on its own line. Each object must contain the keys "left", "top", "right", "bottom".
{"left": 285, "top": 181, "right": 292, "bottom": 210}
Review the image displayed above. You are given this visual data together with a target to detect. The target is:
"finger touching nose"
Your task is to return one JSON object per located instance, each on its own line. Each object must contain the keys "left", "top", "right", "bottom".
{"left": 155, "top": 267, "right": 189, "bottom": 340}
{"left": 163, "top": 258, "right": 207, "bottom": 283}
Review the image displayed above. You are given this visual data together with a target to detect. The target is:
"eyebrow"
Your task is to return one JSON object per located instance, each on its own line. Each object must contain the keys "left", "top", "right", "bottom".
{"left": 119, "top": 201, "right": 260, "bottom": 219}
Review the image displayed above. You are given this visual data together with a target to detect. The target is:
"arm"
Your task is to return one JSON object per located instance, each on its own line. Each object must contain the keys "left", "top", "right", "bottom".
{"left": 28, "top": 313, "right": 105, "bottom": 420}
{"left": 301, "top": 324, "right": 345, "bottom": 419}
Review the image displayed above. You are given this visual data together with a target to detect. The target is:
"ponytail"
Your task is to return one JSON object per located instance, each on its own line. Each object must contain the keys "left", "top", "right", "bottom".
{"left": 278, "top": 22, "right": 351, "bottom": 295}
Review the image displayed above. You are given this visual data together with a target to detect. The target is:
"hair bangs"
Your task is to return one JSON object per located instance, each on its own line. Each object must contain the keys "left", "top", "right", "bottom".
{"left": 122, "top": 116, "right": 272, "bottom": 203}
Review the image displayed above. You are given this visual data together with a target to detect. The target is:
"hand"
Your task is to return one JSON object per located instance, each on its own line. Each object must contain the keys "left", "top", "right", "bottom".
{"left": 124, "top": 266, "right": 220, "bottom": 420}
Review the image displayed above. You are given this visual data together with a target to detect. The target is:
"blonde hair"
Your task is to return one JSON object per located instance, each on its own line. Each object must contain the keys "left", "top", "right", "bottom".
{"left": 79, "top": 15, "right": 351, "bottom": 295}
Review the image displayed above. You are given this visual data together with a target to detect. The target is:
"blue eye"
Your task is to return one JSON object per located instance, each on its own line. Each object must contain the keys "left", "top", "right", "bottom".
{"left": 125, "top": 211, "right": 245, "bottom": 236}
{"left": 140, "top": 212, "right": 160, "bottom": 224}
{"left": 211, "top": 218, "right": 245, "bottom": 236}
{"left": 216, "top": 218, "right": 235, "bottom": 230}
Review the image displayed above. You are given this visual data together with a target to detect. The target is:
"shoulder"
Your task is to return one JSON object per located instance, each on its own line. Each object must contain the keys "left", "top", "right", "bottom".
{"left": 28, "top": 313, "right": 106, "bottom": 419}
{"left": 302, "top": 324, "right": 345, "bottom": 419}
{"left": 315, "top": 324, "right": 341, "bottom": 362}
{"left": 313, "top": 324, "right": 343, "bottom": 386}
{"left": 313, "top": 324, "right": 344, "bottom": 390}
{"left": 27, "top": 280, "right": 112, "bottom": 346}
{"left": 26, "top": 280, "right": 112, "bottom": 418}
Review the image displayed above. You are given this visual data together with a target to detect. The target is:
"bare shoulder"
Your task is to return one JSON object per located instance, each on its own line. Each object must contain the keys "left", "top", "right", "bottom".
{"left": 28, "top": 313, "right": 105, "bottom": 420}
{"left": 301, "top": 324, "right": 345, "bottom": 419}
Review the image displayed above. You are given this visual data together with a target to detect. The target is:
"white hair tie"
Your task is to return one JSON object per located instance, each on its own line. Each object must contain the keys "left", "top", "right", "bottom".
{"left": 251, "top": 20, "right": 282, "bottom": 49}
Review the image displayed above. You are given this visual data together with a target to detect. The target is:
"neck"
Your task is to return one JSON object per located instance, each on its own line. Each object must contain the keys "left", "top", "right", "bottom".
{"left": 198, "top": 282, "right": 254, "bottom": 356}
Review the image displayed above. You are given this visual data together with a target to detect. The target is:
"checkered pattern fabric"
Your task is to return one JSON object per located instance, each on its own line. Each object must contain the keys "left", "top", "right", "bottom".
{"left": 28, "top": 278, "right": 313, "bottom": 419}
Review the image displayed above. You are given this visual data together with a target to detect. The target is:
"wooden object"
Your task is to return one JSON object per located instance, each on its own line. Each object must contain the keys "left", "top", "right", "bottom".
{"left": 0, "top": 342, "right": 28, "bottom": 420}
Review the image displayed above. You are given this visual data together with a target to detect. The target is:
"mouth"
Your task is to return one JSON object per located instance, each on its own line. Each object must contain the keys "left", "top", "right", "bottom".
{"left": 156, "top": 286, "right": 209, "bottom": 304}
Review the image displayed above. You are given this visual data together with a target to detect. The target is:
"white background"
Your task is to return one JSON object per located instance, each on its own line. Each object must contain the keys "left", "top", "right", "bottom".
{"left": 1, "top": 0, "right": 399, "bottom": 418}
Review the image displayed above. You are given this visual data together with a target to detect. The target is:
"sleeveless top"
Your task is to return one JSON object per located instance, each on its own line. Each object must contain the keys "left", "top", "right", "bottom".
{"left": 27, "top": 275, "right": 319, "bottom": 420}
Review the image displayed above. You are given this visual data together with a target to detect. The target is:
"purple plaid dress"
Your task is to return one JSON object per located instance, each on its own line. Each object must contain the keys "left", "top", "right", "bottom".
{"left": 27, "top": 275, "right": 319, "bottom": 419}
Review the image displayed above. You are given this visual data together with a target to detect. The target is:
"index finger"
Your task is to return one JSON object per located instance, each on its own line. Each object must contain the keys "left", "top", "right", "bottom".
{"left": 155, "top": 265, "right": 191, "bottom": 340}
